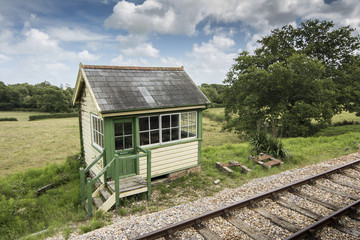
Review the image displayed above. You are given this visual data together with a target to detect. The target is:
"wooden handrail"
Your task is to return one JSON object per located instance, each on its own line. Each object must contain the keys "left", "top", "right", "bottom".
{"left": 81, "top": 147, "right": 153, "bottom": 217}
{"left": 84, "top": 150, "right": 105, "bottom": 173}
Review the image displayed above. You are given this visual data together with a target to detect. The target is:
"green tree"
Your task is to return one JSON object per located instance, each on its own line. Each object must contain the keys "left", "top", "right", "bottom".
{"left": 35, "top": 83, "right": 69, "bottom": 113}
{"left": 200, "top": 83, "right": 226, "bottom": 106}
{"left": 0, "top": 81, "right": 13, "bottom": 110}
{"left": 225, "top": 53, "right": 333, "bottom": 137}
{"left": 224, "top": 19, "right": 359, "bottom": 137}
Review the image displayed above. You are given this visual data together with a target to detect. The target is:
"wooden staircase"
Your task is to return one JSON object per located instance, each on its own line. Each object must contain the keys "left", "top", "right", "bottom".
{"left": 86, "top": 175, "right": 148, "bottom": 213}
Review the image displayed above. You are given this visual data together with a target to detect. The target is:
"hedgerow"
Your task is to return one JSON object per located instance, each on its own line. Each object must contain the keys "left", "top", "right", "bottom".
{"left": 0, "top": 118, "right": 18, "bottom": 121}
{"left": 28, "top": 113, "right": 78, "bottom": 121}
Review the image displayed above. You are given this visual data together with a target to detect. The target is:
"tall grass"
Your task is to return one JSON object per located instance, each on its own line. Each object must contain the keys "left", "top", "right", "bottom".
{"left": 202, "top": 108, "right": 240, "bottom": 148}
{"left": 0, "top": 155, "right": 86, "bottom": 240}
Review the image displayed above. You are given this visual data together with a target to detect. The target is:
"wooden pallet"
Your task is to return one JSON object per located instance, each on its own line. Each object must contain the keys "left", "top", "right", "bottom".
{"left": 216, "top": 161, "right": 252, "bottom": 174}
{"left": 250, "top": 154, "right": 283, "bottom": 168}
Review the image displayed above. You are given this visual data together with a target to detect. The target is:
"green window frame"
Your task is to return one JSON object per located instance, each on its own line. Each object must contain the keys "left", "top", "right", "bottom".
{"left": 91, "top": 114, "right": 104, "bottom": 150}
{"left": 139, "top": 111, "right": 197, "bottom": 147}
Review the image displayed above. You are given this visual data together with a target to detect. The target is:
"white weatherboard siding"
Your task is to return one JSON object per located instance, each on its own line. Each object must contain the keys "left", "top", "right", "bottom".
{"left": 139, "top": 141, "right": 198, "bottom": 178}
{"left": 81, "top": 85, "right": 103, "bottom": 177}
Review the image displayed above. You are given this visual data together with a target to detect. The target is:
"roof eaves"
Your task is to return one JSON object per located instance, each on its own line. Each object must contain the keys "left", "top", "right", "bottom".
{"left": 101, "top": 103, "right": 207, "bottom": 115}
{"left": 100, "top": 104, "right": 208, "bottom": 118}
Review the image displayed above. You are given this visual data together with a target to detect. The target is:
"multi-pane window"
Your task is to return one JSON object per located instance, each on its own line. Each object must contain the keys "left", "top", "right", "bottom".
{"left": 181, "top": 112, "right": 197, "bottom": 138}
{"left": 139, "top": 116, "right": 159, "bottom": 146}
{"left": 161, "top": 114, "right": 180, "bottom": 143}
{"left": 91, "top": 114, "right": 104, "bottom": 149}
{"left": 114, "top": 122, "right": 133, "bottom": 150}
{"left": 139, "top": 111, "right": 196, "bottom": 146}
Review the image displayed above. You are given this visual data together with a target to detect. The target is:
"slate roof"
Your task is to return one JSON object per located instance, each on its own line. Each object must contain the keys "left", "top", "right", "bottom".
{"left": 80, "top": 65, "right": 210, "bottom": 113}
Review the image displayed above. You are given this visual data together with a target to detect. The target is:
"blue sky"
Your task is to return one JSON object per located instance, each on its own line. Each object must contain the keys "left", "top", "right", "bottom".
{"left": 0, "top": 0, "right": 359, "bottom": 87}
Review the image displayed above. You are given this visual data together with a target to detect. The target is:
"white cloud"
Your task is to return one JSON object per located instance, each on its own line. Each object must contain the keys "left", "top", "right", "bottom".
{"left": 303, "top": 0, "right": 360, "bottom": 34}
{"left": 115, "top": 33, "right": 159, "bottom": 58}
{"left": 0, "top": 26, "right": 98, "bottom": 86}
{"left": 105, "top": 0, "right": 205, "bottom": 36}
{"left": 45, "top": 62, "right": 69, "bottom": 73}
{"left": 0, "top": 53, "right": 10, "bottom": 62}
{"left": 110, "top": 55, "right": 149, "bottom": 66}
{"left": 105, "top": 0, "right": 360, "bottom": 37}
{"left": 78, "top": 50, "right": 99, "bottom": 62}
{"left": 245, "top": 33, "right": 262, "bottom": 54}
{"left": 186, "top": 35, "right": 238, "bottom": 84}
{"left": 48, "top": 27, "right": 108, "bottom": 42}
{"left": 116, "top": 34, "right": 148, "bottom": 48}
{"left": 1, "top": 28, "right": 62, "bottom": 56}
{"left": 122, "top": 43, "right": 159, "bottom": 58}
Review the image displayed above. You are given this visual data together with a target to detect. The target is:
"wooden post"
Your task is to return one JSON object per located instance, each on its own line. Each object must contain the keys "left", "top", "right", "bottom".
{"left": 80, "top": 167, "right": 85, "bottom": 205}
{"left": 86, "top": 177, "right": 93, "bottom": 217}
{"left": 147, "top": 150, "right": 152, "bottom": 200}
{"left": 115, "top": 155, "right": 120, "bottom": 207}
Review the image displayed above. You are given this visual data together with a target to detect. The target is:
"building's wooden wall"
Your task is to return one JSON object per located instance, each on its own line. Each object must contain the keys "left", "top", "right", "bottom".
{"left": 139, "top": 141, "right": 199, "bottom": 178}
{"left": 80, "top": 85, "right": 103, "bottom": 176}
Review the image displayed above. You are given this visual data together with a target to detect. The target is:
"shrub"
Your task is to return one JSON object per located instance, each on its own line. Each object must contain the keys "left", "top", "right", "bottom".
{"left": 0, "top": 118, "right": 17, "bottom": 121}
{"left": 249, "top": 131, "right": 291, "bottom": 160}
{"left": 28, "top": 113, "right": 78, "bottom": 121}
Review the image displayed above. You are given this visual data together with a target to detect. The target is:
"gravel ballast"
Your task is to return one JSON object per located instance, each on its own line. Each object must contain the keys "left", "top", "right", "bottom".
{"left": 48, "top": 151, "right": 360, "bottom": 240}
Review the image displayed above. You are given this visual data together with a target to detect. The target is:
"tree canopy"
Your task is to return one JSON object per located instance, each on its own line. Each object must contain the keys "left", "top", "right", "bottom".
{"left": 224, "top": 19, "right": 360, "bottom": 137}
{"left": 0, "top": 81, "right": 75, "bottom": 113}
{"left": 199, "top": 83, "right": 226, "bottom": 106}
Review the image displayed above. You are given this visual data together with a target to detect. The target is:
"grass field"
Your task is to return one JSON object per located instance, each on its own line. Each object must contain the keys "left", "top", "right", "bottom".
{"left": 2, "top": 109, "right": 357, "bottom": 176}
{"left": 0, "top": 111, "right": 80, "bottom": 176}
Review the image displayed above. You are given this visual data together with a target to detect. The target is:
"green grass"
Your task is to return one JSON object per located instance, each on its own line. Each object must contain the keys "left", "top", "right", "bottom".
{"left": 0, "top": 111, "right": 79, "bottom": 176}
{"left": 79, "top": 211, "right": 110, "bottom": 234}
{"left": 314, "top": 124, "right": 360, "bottom": 137}
{"left": 0, "top": 156, "right": 87, "bottom": 240}
{"left": 202, "top": 108, "right": 240, "bottom": 148}
{"left": 331, "top": 111, "right": 360, "bottom": 124}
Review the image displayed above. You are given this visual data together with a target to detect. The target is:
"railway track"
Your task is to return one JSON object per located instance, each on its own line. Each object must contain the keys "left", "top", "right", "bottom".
{"left": 134, "top": 159, "right": 360, "bottom": 240}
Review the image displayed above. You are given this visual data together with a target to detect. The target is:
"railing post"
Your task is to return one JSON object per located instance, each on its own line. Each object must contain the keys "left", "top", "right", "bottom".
{"left": 80, "top": 167, "right": 85, "bottom": 205}
{"left": 147, "top": 150, "right": 152, "bottom": 200}
{"left": 115, "top": 155, "right": 120, "bottom": 207}
{"left": 87, "top": 177, "right": 93, "bottom": 217}
{"left": 103, "top": 150, "right": 107, "bottom": 184}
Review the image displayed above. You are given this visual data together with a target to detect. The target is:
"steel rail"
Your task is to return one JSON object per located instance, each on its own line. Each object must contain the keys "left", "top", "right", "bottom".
{"left": 134, "top": 159, "right": 360, "bottom": 240}
{"left": 284, "top": 199, "right": 360, "bottom": 239}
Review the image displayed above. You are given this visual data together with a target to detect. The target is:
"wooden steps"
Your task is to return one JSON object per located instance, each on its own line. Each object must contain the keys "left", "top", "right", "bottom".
{"left": 86, "top": 175, "right": 148, "bottom": 214}
{"left": 108, "top": 175, "right": 147, "bottom": 193}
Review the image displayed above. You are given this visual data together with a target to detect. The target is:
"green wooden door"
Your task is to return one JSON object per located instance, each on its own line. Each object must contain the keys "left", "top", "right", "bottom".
{"left": 113, "top": 119, "right": 137, "bottom": 177}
